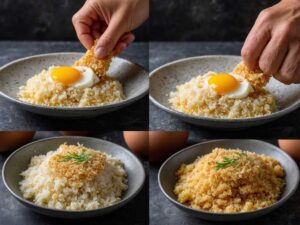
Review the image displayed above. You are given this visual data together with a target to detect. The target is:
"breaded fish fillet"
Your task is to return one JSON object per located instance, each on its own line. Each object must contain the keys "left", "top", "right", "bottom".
{"left": 233, "top": 61, "right": 270, "bottom": 90}
{"left": 73, "top": 43, "right": 112, "bottom": 79}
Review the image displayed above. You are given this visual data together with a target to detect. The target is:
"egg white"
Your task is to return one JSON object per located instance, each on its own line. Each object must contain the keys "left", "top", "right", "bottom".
{"left": 48, "top": 66, "right": 99, "bottom": 88}
{"left": 205, "top": 73, "right": 253, "bottom": 99}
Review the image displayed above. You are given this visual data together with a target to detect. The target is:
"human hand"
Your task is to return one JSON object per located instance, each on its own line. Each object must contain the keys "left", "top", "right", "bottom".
{"left": 241, "top": 0, "right": 300, "bottom": 84}
{"left": 72, "top": 0, "right": 149, "bottom": 59}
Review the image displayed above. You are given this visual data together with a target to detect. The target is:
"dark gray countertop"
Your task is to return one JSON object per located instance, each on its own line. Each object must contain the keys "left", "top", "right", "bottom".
{"left": 149, "top": 42, "right": 300, "bottom": 138}
{"left": 0, "top": 131, "right": 148, "bottom": 225}
{"left": 0, "top": 41, "right": 149, "bottom": 131}
{"left": 150, "top": 139, "right": 300, "bottom": 225}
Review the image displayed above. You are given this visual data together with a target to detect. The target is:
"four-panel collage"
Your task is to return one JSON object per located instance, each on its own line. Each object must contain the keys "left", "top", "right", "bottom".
{"left": 1, "top": 0, "right": 300, "bottom": 225}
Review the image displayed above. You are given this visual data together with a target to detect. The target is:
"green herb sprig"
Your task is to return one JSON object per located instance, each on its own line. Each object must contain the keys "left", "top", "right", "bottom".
{"left": 216, "top": 152, "right": 247, "bottom": 170}
{"left": 59, "top": 150, "right": 90, "bottom": 164}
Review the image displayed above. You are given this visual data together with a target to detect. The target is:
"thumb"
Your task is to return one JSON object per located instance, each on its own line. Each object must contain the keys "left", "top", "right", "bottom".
{"left": 94, "top": 15, "right": 126, "bottom": 59}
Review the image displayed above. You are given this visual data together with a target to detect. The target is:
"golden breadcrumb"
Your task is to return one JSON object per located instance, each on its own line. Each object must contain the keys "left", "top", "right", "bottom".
{"left": 73, "top": 43, "right": 112, "bottom": 79}
{"left": 174, "top": 148, "right": 285, "bottom": 213}
{"left": 20, "top": 144, "right": 127, "bottom": 210}
{"left": 18, "top": 67, "right": 125, "bottom": 107}
{"left": 48, "top": 143, "right": 106, "bottom": 187}
{"left": 169, "top": 73, "right": 276, "bottom": 119}
{"left": 233, "top": 61, "right": 270, "bottom": 90}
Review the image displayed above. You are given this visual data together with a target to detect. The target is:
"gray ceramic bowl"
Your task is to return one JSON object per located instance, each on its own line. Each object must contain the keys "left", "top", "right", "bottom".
{"left": 0, "top": 52, "right": 149, "bottom": 118}
{"left": 150, "top": 55, "right": 300, "bottom": 128}
{"left": 158, "top": 139, "right": 299, "bottom": 221}
{"left": 2, "top": 136, "right": 145, "bottom": 219}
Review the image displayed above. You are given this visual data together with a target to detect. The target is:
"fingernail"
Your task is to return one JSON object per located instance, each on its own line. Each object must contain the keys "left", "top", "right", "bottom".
{"left": 94, "top": 47, "right": 107, "bottom": 59}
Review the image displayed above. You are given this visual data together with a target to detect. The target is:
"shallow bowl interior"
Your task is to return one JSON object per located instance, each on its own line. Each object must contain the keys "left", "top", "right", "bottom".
{"left": 2, "top": 136, "right": 145, "bottom": 218}
{"left": 150, "top": 55, "right": 300, "bottom": 127}
{"left": 159, "top": 139, "right": 299, "bottom": 221}
{"left": 0, "top": 53, "right": 149, "bottom": 117}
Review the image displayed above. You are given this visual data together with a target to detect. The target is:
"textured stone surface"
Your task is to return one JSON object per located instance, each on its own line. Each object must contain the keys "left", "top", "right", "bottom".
{"left": 0, "top": 41, "right": 149, "bottom": 130}
{"left": 150, "top": 139, "right": 300, "bottom": 225}
{"left": 0, "top": 131, "right": 149, "bottom": 225}
{"left": 0, "top": 0, "right": 148, "bottom": 41}
{"left": 150, "top": 0, "right": 277, "bottom": 41}
{"left": 149, "top": 42, "right": 300, "bottom": 138}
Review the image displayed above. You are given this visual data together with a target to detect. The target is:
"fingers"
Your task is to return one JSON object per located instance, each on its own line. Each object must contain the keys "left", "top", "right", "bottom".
{"left": 94, "top": 14, "right": 127, "bottom": 59}
{"left": 114, "top": 33, "right": 135, "bottom": 55}
{"left": 72, "top": 18, "right": 94, "bottom": 49}
{"left": 72, "top": 5, "right": 95, "bottom": 49}
{"left": 73, "top": 8, "right": 133, "bottom": 58}
{"left": 91, "top": 22, "right": 101, "bottom": 40}
{"left": 278, "top": 43, "right": 300, "bottom": 84}
{"left": 73, "top": 2, "right": 135, "bottom": 58}
{"left": 258, "top": 29, "right": 289, "bottom": 75}
{"left": 241, "top": 10, "right": 272, "bottom": 70}
{"left": 120, "top": 32, "right": 135, "bottom": 44}
{"left": 114, "top": 43, "right": 127, "bottom": 56}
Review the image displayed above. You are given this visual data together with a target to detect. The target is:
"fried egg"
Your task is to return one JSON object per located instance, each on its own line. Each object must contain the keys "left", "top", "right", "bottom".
{"left": 205, "top": 73, "right": 252, "bottom": 99}
{"left": 48, "top": 66, "right": 99, "bottom": 88}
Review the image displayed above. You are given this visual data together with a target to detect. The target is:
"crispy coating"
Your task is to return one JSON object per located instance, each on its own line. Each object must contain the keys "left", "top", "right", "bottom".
{"left": 169, "top": 73, "right": 276, "bottom": 118}
{"left": 174, "top": 148, "right": 285, "bottom": 213}
{"left": 73, "top": 43, "right": 112, "bottom": 79}
{"left": 48, "top": 143, "right": 106, "bottom": 187}
{"left": 233, "top": 61, "right": 270, "bottom": 90}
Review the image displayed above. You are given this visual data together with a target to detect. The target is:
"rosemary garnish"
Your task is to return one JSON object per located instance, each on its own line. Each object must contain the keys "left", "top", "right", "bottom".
{"left": 216, "top": 152, "right": 247, "bottom": 170}
{"left": 59, "top": 150, "right": 90, "bottom": 164}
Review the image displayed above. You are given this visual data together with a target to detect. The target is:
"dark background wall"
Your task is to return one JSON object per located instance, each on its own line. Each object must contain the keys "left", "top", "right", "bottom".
{"left": 0, "top": 0, "right": 148, "bottom": 41}
{"left": 150, "top": 0, "right": 278, "bottom": 41}
{"left": 0, "top": 0, "right": 279, "bottom": 41}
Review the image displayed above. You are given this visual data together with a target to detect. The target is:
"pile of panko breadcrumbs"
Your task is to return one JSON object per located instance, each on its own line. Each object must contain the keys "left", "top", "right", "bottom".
{"left": 18, "top": 44, "right": 125, "bottom": 107}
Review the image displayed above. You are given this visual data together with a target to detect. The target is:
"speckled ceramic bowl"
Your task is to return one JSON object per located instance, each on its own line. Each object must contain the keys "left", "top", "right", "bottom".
{"left": 158, "top": 139, "right": 299, "bottom": 221}
{"left": 0, "top": 53, "right": 148, "bottom": 118}
{"left": 150, "top": 55, "right": 300, "bottom": 128}
{"left": 2, "top": 136, "right": 145, "bottom": 218}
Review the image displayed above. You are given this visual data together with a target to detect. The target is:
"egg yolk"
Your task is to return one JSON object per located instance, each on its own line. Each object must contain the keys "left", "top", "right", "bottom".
{"left": 208, "top": 73, "right": 239, "bottom": 94}
{"left": 51, "top": 66, "right": 81, "bottom": 86}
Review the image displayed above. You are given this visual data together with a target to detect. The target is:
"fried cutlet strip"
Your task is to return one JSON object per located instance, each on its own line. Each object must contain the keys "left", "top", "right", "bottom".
{"left": 233, "top": 61, "right": 270, "bottom": 90}
{"left": 73, "top": 42, "right": 113, "bottom": 79}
